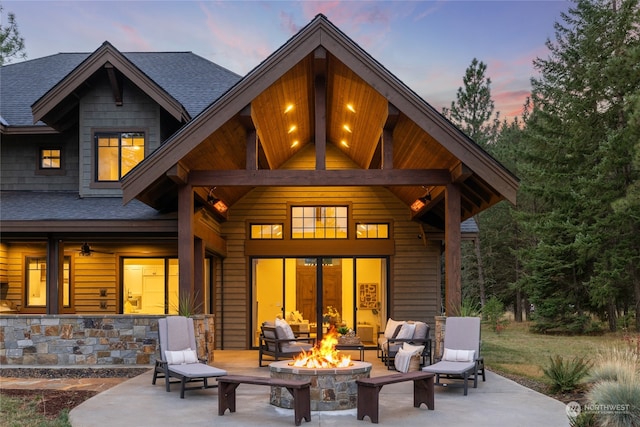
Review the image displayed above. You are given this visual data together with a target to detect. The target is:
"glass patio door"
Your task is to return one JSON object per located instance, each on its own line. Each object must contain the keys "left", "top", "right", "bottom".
{"left": 252, "top": 257, "right": 387, "bottom": 347}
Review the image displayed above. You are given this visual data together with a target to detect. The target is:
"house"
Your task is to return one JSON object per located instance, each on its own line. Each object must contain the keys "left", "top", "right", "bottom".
{"left": 0, "top": 15, "right": 517, "bottom": 358}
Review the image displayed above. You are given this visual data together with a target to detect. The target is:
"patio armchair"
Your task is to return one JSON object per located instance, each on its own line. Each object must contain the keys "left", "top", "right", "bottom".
{"left": 379, "top": 320, "right": 432, "bottom": 369}
{"left": 152, "top": 316, "right": 228, "bottom": 398}
{"left": 421, "top": 316, "right": 485, "bottom": 395}
{"left": 258, "top": 319, "right": 315, "bottom": 367}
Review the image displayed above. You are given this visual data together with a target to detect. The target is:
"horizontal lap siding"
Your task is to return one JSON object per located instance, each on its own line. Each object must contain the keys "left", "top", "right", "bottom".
{"left": 217, "top": 185, "right": 440, "bottom": 348}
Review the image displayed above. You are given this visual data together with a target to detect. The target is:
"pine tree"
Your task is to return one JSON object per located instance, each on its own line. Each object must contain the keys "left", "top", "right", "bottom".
{"left": 443, "top": 58, "right": 499, "bottom": 147}
{"left": 519, "top": 0, "right": 640, "bottom": 332}
{"left": 0, "top": 4, "right": 26, "bottom": 65}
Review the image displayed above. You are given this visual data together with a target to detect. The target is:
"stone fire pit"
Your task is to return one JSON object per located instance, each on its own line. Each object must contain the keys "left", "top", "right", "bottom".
{"left": 269, "top": 360, "right": 372, "bottom": 411}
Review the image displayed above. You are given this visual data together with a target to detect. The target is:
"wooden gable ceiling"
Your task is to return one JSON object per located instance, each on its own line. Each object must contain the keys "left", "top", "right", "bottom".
{"left": 124, "top": 16, "right": 518, "bottom": 229}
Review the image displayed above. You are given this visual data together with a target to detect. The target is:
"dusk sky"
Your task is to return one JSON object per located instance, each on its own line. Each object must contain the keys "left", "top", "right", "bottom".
{"left": 3, "top": 1, "right": 571, "bottom": 120}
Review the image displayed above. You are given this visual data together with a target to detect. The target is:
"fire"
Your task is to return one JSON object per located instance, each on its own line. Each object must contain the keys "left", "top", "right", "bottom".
{"left": 290, "top": 328, "right": 352, "bottom": 368}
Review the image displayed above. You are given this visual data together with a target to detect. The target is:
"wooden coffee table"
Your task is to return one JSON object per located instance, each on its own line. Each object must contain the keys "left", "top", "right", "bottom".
{"left": 335, "top": 342, "right": 365, "bottom": 361}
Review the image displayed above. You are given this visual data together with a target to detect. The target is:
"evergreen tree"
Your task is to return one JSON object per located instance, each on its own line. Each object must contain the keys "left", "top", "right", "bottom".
{"left": 443, "top": 58, "right": 500, "bottom": 147}
{"left": 445, "top": 58, "right": 501, "bottom": 307}
{"left": 519, "top": 0, "right": 640, "bottom": 332}
{"left": 0, "top": 4, "right": 26, "bottom": 65}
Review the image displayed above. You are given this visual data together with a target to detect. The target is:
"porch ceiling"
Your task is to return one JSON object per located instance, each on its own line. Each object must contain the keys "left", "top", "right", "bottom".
{"left": 126, "top": 16, "right": 519, "bottom": 230}
{"left": 163, "top": 51, "right": 505, "bottom": 228}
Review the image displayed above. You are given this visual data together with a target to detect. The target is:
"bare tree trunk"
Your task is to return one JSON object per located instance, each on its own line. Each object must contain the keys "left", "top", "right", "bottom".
{"left": 515, "top": 288, "right": 522, "bottom": 322}
{"left": 474, "top": 237, "right": 486, "bottom": 307}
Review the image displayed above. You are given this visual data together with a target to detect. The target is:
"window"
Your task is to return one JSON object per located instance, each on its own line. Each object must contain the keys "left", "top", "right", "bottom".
{"left": 40, "top": 148, "right": 61, "bottom": 169}
{"left": 26, "top": 257, "right": 71, "bottom": 307}
{"left": 356, "top": 223, "right": 389, "bottom": 239}
{"left": 291, "top": 206, "right": 348, "bottom": 239}
{"left": 250, "top": 224, "right": 284, "bottom": 239}
{"left": 123, "top": 258, "right": 179, "bottom": 315}
{"left": 96, "top": 132, "right": 145, "bottom": 181}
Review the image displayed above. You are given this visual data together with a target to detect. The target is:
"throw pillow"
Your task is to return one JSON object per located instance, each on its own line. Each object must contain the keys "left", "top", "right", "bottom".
{"left": 402, "top": 342, "right": 425, "bottom": 355}
{"left": 412, "top": 321, "right": 429, "bottom": 340}
{"left": 395, "top": 322, "right": 416, "bottom": 340}
{"left": 384, "top": 318, "right": 404, "bottom": 339}
{"left": 275, "top": 317, "right": 295, "bottom": 340}
{"left": 165, "top": 348, "right": 198, "bottom": 365}
{"left": 442, "top": 348, "right": 475, "bottom": 362}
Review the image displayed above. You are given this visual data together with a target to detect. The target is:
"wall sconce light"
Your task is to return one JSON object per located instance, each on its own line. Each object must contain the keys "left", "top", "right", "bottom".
{"left": 207, "top": 188, "right": 228, "bottom": 213}
{"left": 410, "top": 189, "right": 431, "bottom": 212}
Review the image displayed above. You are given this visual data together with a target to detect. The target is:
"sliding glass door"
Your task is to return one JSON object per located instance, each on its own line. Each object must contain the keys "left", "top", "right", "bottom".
{"left": 252, "top": 257, "right": 387, "bottom": 347}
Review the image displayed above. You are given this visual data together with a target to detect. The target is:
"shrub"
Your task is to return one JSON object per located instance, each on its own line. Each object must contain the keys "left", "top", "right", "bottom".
{"left": 543, "top": 355, "right": 591, "bottom": 393}
{"left": 454, "top": 298, "right": 481, "bottom": 317}
{"left": 482, "top": 296, "right": 508, "bottom": 333}
{"left": 589, "top": 347, "right": 639, "bottom": 384}
{"left": 587, "top": 380, "right": 640, "bottom": 427}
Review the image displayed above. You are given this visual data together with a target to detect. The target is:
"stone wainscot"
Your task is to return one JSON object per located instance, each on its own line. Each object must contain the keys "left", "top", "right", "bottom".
{"left": 0, "top": 314, "right": 215, "bottom": 366}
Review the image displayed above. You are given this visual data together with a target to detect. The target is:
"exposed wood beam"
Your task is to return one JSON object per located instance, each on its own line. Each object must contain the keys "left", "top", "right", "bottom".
{"left": 104, "top": 63, "right": 123, "bottom": 106}
{"left": 166, "top": 162, "right": 189, "bottom": 185}
{"left": 451, "top": 163, "right": 473, "bottom": 183}
{"left": 314, "top": 47, "right": 327, "bottom": 170}
{"left": 382, "top": 103, "right": 399, "bottom": 170}
{"left": 189, "top": 169, "right": 451, "bottom": 186}
{"left": 239, "top": 105, "right": 258, "bottom": 171}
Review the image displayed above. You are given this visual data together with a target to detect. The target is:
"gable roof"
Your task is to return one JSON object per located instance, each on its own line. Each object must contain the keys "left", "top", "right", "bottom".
{"left": 0, "top": 44, "right": 241, "bottom": 128}
{"left": 121, "top": 15, "right": 518, "bottom": 227}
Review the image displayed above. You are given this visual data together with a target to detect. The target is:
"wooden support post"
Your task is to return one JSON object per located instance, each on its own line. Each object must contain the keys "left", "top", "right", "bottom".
{"left": 445, "top": 183, "right": 462, "bottom": 316}
{"left": 194, "top": 238, "right": 205, "bottom": 312}
{"left": 46, "top": 238, "right": 61, "bottom": 314}
{"left": 178, "top": 184, "right": 195, "bottom": 302}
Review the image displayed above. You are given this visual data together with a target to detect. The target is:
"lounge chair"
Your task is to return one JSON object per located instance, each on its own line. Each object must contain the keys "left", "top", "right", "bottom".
{"left": 421, "top": 316, "right": 485, "bottom": 395}
{"left": 152, "top": 316, "right": 227, "bottom": 398}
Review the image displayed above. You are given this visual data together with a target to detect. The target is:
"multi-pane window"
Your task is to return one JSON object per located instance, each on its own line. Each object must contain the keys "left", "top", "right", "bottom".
{"left": 26, "top": 257, "right": 71, "bottom": 307}
{"left": 356, "top": 223, "right": 389, "bottom": 239}
{"left": 291, "top": 206, "right": 348, "bottom": 239}
{"left": 96, "top": 132, "right": 145, "bottom": 181}
{"left": 250, "top": 224, "right": 284, "bottom": 239}
{"left": 40, "top": 148, "right": 61, "bottom": 169}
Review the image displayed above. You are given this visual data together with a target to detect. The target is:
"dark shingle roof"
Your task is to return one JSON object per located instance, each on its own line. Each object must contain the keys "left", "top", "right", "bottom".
{"left": 0, "top": 192, "right": 176, "bottom": 221}
{"left": 0, "top": 50, "right": 241, "bottom": 126}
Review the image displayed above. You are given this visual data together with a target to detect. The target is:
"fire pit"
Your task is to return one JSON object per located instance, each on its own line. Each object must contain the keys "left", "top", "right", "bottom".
{"left": 268, "top": 328, "right": 371, "bottom": 410}
{"left": 269, "top": 360, "right": 372, "bottom": 411}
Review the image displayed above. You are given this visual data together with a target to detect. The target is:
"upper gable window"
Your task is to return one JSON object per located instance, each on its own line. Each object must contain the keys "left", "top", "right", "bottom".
{"left": 291, "top": 206, "right": 348, "bottom": 239}
{"left": 40, "top": 148, "right": 61, "bottom": 169}
{"left": 95, "top": 132, "right": 145, "bottom": 181}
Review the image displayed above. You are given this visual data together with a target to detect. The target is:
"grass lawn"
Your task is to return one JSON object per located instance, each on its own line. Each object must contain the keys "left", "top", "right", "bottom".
{"left": 481, "top": 321, "right": 634, "bottom": 387}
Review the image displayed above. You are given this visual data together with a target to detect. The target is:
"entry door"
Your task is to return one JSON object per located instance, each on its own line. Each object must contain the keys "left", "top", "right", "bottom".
{"left": 295, "top": 259, "right": 342, "bottom": 333}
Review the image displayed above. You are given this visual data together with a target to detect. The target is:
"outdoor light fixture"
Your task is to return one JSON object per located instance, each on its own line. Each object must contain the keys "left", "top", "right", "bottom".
{"left": 207, "top": 188, "right": 228, "bottom": 214}
{"left": 80, "top": 242, "right": 92, "bottom": 256}
{"left": 410, "top": 188, "right": 431, "bottom": 212}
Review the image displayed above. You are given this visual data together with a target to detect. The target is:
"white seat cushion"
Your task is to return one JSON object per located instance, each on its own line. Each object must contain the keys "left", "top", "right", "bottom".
{"left": 422, "top": 360, "right": 476, "bottom": 375}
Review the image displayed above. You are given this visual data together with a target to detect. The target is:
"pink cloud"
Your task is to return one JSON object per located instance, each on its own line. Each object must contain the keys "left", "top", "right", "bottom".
{"left": 115, "top": 24, "right": 153, "bottom": 51}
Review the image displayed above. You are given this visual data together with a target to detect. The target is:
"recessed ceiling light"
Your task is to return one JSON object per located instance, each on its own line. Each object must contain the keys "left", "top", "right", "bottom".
{"left": 284, "top": 104, "right": 294, "bottom": 114}
{"left": 346, "top": 104, "right": 356, "bottom": 113}
{"left": 343, "top": 124, "right": 352, "bottom": 133}
{"left": 291, "top": 140, "right": 299, "bottom": 148}
{"left": 341, "top": 140, "right": 349, "bottom": 148}
{"left": 288, "top": 125, "right": 297, "bottom": 134}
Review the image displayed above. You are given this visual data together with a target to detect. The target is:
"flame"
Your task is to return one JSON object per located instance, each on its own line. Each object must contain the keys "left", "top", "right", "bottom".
{"left": 290, "top": 328, "right": 352, "bottom": 368}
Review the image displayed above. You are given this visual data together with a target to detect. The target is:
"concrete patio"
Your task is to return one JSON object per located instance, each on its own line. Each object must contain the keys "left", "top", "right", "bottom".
{"left": 69, "top": 350, "right": 570, "bottom": 426}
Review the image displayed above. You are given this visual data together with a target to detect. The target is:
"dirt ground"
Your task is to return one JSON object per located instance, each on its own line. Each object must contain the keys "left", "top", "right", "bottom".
{"left": 0, "top": 368, "right": 150, "bottom": 419}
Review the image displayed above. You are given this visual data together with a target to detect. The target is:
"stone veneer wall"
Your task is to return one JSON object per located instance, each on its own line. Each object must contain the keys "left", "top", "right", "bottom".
{"left": 0, "top": 315, "right": 161, "bottom": 366}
